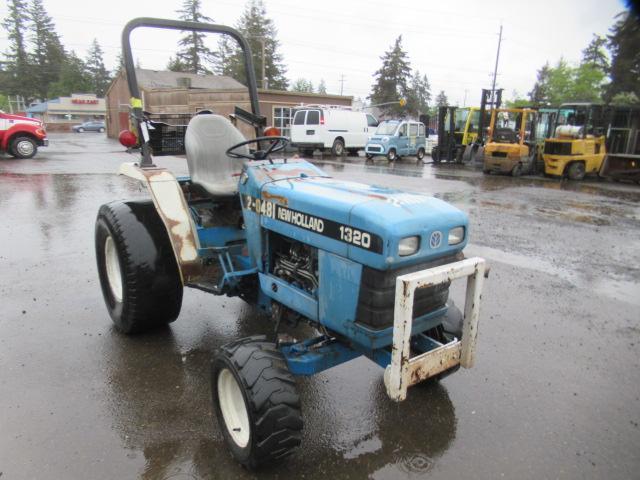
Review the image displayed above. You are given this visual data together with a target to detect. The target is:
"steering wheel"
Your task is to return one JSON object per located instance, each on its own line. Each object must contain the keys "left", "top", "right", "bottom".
{"left": 226, "top": 136, "right": 289, "bottom": 163}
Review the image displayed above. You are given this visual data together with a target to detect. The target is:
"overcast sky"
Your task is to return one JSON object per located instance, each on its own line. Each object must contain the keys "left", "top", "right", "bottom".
{"left": 0, "top": 0, "right": 628, "bottom": 105}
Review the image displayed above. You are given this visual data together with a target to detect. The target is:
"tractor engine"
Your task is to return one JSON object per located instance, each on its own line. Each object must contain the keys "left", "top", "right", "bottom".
{"left": 271, "top": 234, "right": 318, "bottom": 294}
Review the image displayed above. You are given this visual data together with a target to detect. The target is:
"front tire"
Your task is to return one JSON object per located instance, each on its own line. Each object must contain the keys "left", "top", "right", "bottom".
{"left": 212, "top": 337, "right": 303, "bottom": 468}
{"left": 95, "top": 200, "right": 183, "bottom": 334}
{"left": 10, "top": 136, "right": 37, "bottom": 159}
{"left": 387, "top": 148, "right": 397, "bottom": 162}
{"left": 78, "top": 127, "right": 85, "bottom": 133}
{"left": 567, "top": 161, "right": 586, "bottom": 180}
{"left": 331, "top": 138, "right": 345, "bottom": 157}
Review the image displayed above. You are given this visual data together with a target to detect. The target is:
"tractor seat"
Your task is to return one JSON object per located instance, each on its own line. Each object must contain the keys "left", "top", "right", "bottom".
{"left": 185, "top": 114, "right": 249, "bottom": 197}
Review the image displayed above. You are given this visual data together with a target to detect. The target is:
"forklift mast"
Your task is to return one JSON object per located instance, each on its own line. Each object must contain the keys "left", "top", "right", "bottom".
{"left": 478, "top": 88, "right": 503, "bottom": 144}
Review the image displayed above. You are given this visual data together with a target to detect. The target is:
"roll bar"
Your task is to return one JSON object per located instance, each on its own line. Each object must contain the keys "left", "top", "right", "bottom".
{"left": 121, "top": 17, "right": 262, "bottom": 167}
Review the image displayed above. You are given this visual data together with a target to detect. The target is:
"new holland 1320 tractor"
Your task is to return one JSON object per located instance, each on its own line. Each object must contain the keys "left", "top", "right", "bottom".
{"left": 95, "top": 18, "right": 487, "bottom": 468}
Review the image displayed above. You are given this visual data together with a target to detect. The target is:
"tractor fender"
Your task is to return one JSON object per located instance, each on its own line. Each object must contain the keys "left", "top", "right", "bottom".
{"left": 119, "top": 162, "right": 203, "bottom": 283}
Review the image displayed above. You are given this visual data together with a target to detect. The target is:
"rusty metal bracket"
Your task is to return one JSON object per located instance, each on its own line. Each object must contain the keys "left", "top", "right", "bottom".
{"left": 384, "top": 257, "right": 487, "bottom": 402}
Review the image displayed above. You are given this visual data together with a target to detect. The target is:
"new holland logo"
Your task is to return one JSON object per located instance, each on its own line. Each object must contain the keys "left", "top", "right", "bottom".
{"left": 429, "top": 231, "right": 442, "bottom": 249}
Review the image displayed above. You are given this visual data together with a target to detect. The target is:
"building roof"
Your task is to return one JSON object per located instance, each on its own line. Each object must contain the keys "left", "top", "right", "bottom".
{"left": 26, "top": 102, "right": 48, "bottom": 113}
{"left": 135, "top": 68, "right": 245, "bottom": 90}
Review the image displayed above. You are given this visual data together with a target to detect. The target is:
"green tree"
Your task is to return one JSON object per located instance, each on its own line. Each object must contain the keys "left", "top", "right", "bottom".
{"left": 172, "top": 0, "right": 215, "bottom": 74}
{"left": 317, "top": 79, "right": 327, "bottom": 95}
{"left": 1, "top": 0, "right": 32, "bottom": 100}
{"left": 610, "top": 91, "right": 639, "bottom": 105}
{"left": 435, "top": 90, "right": 448, "bottom": 107}
{"left": 28, "top": 0, "right": 66, "bottom": 100}
{"left": 48, "top": 51, "right": 92, "bottom": 98}
{"left": 369, "top": 36, "right": 412, "bottom": 116}
{"left": 405, "top": 70, "right": 431, "bottom": 117}
{"left": 606, "top": 10, "right": 640, "bottom": 101}
{"left": 221, "top": 0, "right": 289, "bottom": 90}
{"left": 571, "top": 63, "right": 606, "bottom": 102}
{"left": 0, "top": 93, "right": 10, "bottom": 111}
{"left": 290, "top": 78, "right": 314, "bottom": 93}
{"left": 85, "top": 39, "right": 111, "bottom": 96}
{"left": 581, "top": 34, "right": 609, "bottom": 71}
{"left": 529, "top": 62, "right": 552, "bottom": 106}
{"left": 546, "top": 58, "right": 574, "bottom": 105}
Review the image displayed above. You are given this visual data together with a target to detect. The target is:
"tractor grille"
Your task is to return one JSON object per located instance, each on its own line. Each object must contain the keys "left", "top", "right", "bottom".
{"left": 490, "top": 151, "right": 508, "bottom": 158}
{"left": 356, "top": 253, "right": 462, "bottom": 330}
{"left": 544, "top": 141, "right": 572, "bottom": 155}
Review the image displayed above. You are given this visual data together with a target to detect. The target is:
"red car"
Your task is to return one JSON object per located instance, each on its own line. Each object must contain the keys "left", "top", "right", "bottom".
{"left": 0, "top": 111, "right": 48, "bottom": 159}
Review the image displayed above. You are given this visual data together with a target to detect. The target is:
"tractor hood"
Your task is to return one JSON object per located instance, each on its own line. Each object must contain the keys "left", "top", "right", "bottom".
{"left": 246, "top": 160, "right": 468, "bottom": 270}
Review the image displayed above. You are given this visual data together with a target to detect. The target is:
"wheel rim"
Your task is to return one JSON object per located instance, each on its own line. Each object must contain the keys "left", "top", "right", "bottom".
{"left": 16, "top": 140, "right": 34, "bottom": 157}
{"left": 104, "top": 235, "right": 123, "bottom": 302}
{"left": 218, "top": 368, "right": 250, "bottom": 448}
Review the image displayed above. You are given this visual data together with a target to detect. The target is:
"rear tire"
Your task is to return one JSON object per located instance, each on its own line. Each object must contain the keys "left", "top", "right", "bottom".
{"left": 212, "top": 336, "right": 303, "bottom": 468}
{"left": 99, "top": 127, "right": 105, "bottom": 133}
{"left": 95, "top": 200, "right": 183, "bottom": 334}
{"left": 417, "top": 148, "right": 425, "bottom": 161}
{"left": 10, "top": 136, "right": 37, "bottom": 159}
{"left": 431, "top": 146, "right": 441, "bottom": 163}
{"left": 567, "top": 161, "right": 586, "bottom": 180}
{"left": 331, "top": 138, "right": 345, "bottom": 157}
{"left": 511, "top": 163, "right": 522, "bottom": 177}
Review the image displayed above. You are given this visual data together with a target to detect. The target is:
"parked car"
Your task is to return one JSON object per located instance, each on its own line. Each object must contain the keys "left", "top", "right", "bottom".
{"left": 365, "top": 120, "right": 427, "bottom": 162}
{"left": 290, "top": 106, "right": 378, "bottom": 156}
{"left": 72, "top": 121, "right": 105, "bottom": 133}
{"left": 0, "top": 110, "right": 48, "bottom": 159}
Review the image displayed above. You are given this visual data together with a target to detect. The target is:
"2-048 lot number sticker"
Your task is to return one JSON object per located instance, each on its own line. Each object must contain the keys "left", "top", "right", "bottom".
{"left": 244, "top": 195, "right": 383, "bottom": 253}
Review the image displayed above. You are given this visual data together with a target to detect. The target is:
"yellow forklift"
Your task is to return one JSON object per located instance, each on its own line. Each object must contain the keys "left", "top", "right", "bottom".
{"left": 542, "top": 103, "right": 607, "bottom": 180}
{"left": 483, "top": 108, "right": 538, "bottom": 176}
{"left": 431, "top": 89, "right": 501, "bottom": 164}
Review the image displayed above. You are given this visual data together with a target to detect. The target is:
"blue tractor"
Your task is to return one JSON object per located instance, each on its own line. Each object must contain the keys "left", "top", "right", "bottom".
{"left": 95, "top": 18, "right": 488, "bottom": 468}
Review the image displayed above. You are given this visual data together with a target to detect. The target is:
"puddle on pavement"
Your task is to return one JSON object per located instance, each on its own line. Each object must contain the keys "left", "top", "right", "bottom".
{"left": 467, "top": 244, "right": 640, "bottom": 306}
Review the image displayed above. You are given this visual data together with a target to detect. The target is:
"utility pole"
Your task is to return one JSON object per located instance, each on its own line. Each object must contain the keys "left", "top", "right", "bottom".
{"left": 339, "top": 74, "right": 346, "bottom": 96}
{"left": 463, "top": 89, "right": 468, "bottom": 107}
{"left": 249, "top": 36, "right": 267, "bottom": 89}
{"left": 490, "top": 24, "right": 503, "bottom": 105}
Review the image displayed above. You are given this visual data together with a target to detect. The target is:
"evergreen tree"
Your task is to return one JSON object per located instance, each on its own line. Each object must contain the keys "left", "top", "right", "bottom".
{"left": 214, "top": 35, "right": 235, "bottom": 76}
{"left": 290, "top": 78, "right": 314, "bottom": 93}
{"left": 369, "top": 36, "right": 412, "bottom": 116}
{"left": 605, "top": 10, "right": 640, "bottom": 101}
{"left": 1, "top": 0, "right": 32, "bottom": 100}
{"left": 405, "top": 70, "right": 431, "bottom": 117}
{"left": 48, "top": 51, "right": 92, "bottom": 98}
{"left": 28, "top": 0, "right": 66, "bottom": 100}
{"left": 173, "top": 0, "right": 215, "bottom": 74}
{"left": 85, "top": 39, "right": 111, "bottom": 96}
{"left": 317, "top": 79, "right": 327, "bottom": 95}
{"left": 221, "top": 0, "right": 289, "bottom": 90}
{"left": 435, "top": 90, "right": 448, "bottom": 107}
{"left": 581, "top": 34, "right": 609, "bottom": 70}
{"left": 528, "top": 62, "right": 552, "bottom": 106}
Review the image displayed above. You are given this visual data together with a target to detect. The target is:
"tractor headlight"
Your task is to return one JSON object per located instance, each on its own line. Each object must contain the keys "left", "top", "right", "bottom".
{"left": 382, "top": 137, "right": 389, "bottom": 142}
{"left": 398, "top": 236, "right": 420, "bottom": 256}
{"left": 448, "top": 227, "right": 465, "bottom": 245}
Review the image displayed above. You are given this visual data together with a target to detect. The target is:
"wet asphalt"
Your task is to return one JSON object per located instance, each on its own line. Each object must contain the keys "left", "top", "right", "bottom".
{"left": 1, "top": 133, "right": 639, "bottom": 480}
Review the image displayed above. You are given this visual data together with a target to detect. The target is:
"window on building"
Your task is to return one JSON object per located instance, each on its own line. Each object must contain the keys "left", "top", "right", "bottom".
{"left": 274, "top": 107, "right": 294, "bottom": 137}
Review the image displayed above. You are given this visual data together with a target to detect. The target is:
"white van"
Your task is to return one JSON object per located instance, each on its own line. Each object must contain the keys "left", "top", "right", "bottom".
{"left": 290, "top": 106, "right": 379, "bottom": 156}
